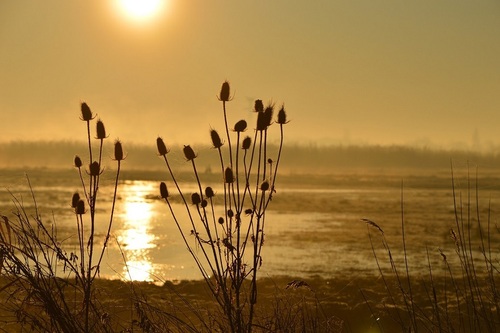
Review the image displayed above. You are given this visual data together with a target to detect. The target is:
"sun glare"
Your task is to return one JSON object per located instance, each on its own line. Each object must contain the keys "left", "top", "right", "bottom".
{"left": 116, "top": 0, "right": 165, "bottom": 22}
{"left": 117, "top": 182, "right": 157, "bottom": 282}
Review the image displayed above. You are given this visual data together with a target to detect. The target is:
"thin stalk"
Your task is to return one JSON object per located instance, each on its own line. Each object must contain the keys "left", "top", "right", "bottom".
{"left": 245, "top": 129, "right": 260, "bottom": 208}
{"left": 86, "top": 119, "right": 93, "bottom": 207}
{"left": 93, "top": 160, "right": 121, "bottom": 280}
{"left": 191, "top": 159, "right": 224, "bottom": 282}
{"left": 487, "top": 202, "right": 500, "bottom": 324}
{"left": 451, "top": 165, "right": 475, "bottom": 332}
{"left": 248, "top": 189, "right": 267, "bottom": 332}
{"left": 262, "top": 129, "right": 268, "bottom": 182}
{"left": 472, "top": 168, "right": 492, "bottom": 329}
{"left": 77, "top": 167, "right": 89, "bottom": 204}
{"left": 366, "top": 224, "right": 405, "bottom": 326}
{"left": 161, "top": 154, "right": 232, "bottom": 321}
{"left": 426, "top": 246, "right": 442, "bottom": 332}
{"left": 208, "top": 196, "right": 225, "bottom": 276}
{"left": 273, "top": 124, "right": 284, "bottom": 186}
{"left": 233, "top": 131, "right": 244, "bottom": 332}
{"left": 360, "top": 288, "right": 385, "bottom": 333}
{"left": 165, "top": 156, "right": 214, "bottom": 275}
{"left": 164, "top": 198, "right": 212, "bottom": 284}
{"left": 264, "top": 123, "right": 284, "bottom": 209}
{"left": 223, "top": 100, "right": 233, "bottom": 168}
{"left": 400, "top": 181, "right": 417, "bottom": 331}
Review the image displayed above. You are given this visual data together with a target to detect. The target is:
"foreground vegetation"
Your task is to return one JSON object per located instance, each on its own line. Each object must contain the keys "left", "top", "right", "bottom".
{"left": 0, "top": 82, "right": 499, "bottom": 332}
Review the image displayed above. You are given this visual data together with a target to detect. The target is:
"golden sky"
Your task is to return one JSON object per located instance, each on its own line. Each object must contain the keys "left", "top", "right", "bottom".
{"left": 1, "top": 1, "right": 499, "bottom": 150}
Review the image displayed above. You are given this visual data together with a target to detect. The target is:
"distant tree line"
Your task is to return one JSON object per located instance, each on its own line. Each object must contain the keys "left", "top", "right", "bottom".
{"left": 281, "top": 144, "right": 500, "bottom": 173}
{"left": 0, "top": 140, "right": 500, "bottom": 173}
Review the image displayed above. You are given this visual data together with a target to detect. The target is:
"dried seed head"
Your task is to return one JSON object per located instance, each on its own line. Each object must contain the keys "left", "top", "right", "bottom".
{"left": 254, "top": 100, "right": 264, "bottom": 113}
{"left": 80, "top": 102, "right": 93, "bottom": 121}
{"left": 210, "top": 129, "right": 223, "bottom": 149}
{"left": 224, "top": 167, "right": 234, "bottom": 183}
{"left": 156, "top": 137, "right": 169, "bottom": 156}
{"left": 71, "top": 192, "right": 80, "bottom": 208}
{"left": 245, "top": 208, "right": 253, "bottom": 215}
{"left": 201, "top": 199, "right": 208, "bottom": 208}
{"left": 257, "top": 104, "right": 274, "bottom": 131}
{"left": 227, "top": 209, "right": 234, "bottom": 218}
{"left": 242, "top": 136, "right": 251, "bottom": 150}
{"left": 277, "top": 104, "right": 288, "bottom": 124}
{"left": 74, "top": 155, "right": 83, "bottom": 168}
{"left": 205, "top": 187, "right": 214, "bottom": 198}
{"left": 160, "top": 182, "right": 169, "bottom": 199}
{"left": 191, "top": 193, "right": 201, "bottom": 205}
{"left": 260, "top": 180, "right": 270, "bottom": 191}
{"left": 267, "top": 158, "right": 273, "bottom": 164}
{"left": 233, "top": 120, "right": 247, "bottom": 132}
{"left": 256, "top": 111, "right": 267, "bottom": 131}
{"left": 222, "top": 238, "right": 234, "bottom": 251}
{"left": 114, "top": 140, "right": 124, "bottom": 161}
{"left": 76, "top": 199, "right": 86, "bottom": 215}
{"left": 183, "top": 145, "right": 196, "bottom": 161}
{"left": 263, "top": 105, "right": 274, "bottom": 126}
{"left": 218, "top": 217, "right": 224, "bottom": 225}
{"left": 89, "top": 161, "right": 100, "bottom": 176}
{"left": 96, "top": 119, "right": 106, "bottom": 139}
{"left": 439, "top": 249, "right": 447, "bottom": 261}
{"left": 219, "top": 81, "right": 230, "bottom": 102}
{"left": 361, "top": 218, "right": 384, "bottom": 234}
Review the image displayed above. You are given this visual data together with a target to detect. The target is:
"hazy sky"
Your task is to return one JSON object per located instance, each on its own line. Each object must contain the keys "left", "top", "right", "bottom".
{"left": 1, "top": 1, "right": 499, "bottom": 150}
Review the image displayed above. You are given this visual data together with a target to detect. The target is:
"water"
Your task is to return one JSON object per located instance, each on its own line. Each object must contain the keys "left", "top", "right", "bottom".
{"left": 1, "top": 168, "right": 500, "bottom": 283}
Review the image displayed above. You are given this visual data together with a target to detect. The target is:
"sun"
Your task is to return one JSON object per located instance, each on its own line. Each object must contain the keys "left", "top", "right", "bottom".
{"left": 116, "top": 0, "right": 165, "bottom": 22}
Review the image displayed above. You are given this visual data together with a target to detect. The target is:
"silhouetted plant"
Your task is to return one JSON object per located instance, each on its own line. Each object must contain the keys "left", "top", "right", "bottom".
{"left": 363, "top": 166, "right": 500, "bottom": 332}
{"left": 0, "top": 103, "right": 124, "bottom": 332}
{"left": 157, "top": 81, "right": 288, "bottom": 332}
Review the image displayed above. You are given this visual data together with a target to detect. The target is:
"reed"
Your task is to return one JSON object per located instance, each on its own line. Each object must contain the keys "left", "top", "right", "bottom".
{"left": 155, "top": 81, "right": 288, "bottom": 333}
{"left": 363, "top": 164, "right": 500, "bottom": 332}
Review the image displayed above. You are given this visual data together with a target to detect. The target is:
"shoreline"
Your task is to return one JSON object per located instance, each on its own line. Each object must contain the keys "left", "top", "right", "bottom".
{"left": 2, "top": 273, "right": 491, "bottom": 332}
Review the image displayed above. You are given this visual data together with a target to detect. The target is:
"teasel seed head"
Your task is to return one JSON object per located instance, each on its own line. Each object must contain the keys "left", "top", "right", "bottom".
{"left": 160, "top": 182, "right": 169, "bottom": 199}
{"left": 256, "top": 111, "right": 267, "bottom": 131}
{"left": 71, "top": 192, "right": 80, "bottom": 208}
{"left": 191, "top": 193, "right": 201, "bottom": 205}
{"left": 96, "top": 119, "right": 106, "bottom": 139}
{"left": 76, "top": 199, "right": 86, "bottom": 215}
{"left": 74, "top": 155, "right": 83, "bottom": 168}
{"left": 227, "top": 209, "right": 234, "bottom": 218}
{"left": 224, "top": 167, "right": 234, "bottom": 183}
{"left": 218, "top": 217, "right": 224, "bottom": 225}
{"left": 263, "top": 105, "right": 274, "bottom": 126}
{"left": 254, "top": 99, "right": 264, "bottom": 113}
{"left": 260, "top": 180, "right": 270, "bottom": 192}
{"left": 277, "top": 104, "right": 288, "bottom": 124}
{"left": 205, "top": 187, "right": 214, "bottom": 198}
{"left": 183, "top": 145, "right": 197, "bottom": 161}
{"left": 245, "top": 208, "right": 253, "bottom": 215}
{"left": 256, "top": 104, "right": 273, "bottom": 130}
{"left": 114, "top": 140, "right": 124, "bottom": 161}
{"left": 219, "top": 81, "right": 231, "bottom": 102}
{"left": 268, "top": 158, "right": 273, "bottom": 164}
{"left": 201, "top": 199, "right": 208, "bottom": 208}
{"left": 233, "top": 120, "right": 247, "bottom": 132}
{"left": 80, "top": 102, "right": 94, "bottom": 121}
{"left": 210, "top": 129, "right": 223, "bottom": 149}
{"left": 89, "top": 161, "right": 100, "bottom": 176}
{"left": 242, "top": 136, "right": 251, "bottom": 150}
{"left": 156, "top": 137, "right": 169, "bottom": 156}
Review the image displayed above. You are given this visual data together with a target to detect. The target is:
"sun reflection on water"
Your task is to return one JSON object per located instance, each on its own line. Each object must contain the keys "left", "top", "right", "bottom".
{"left": 117, "top": 182, "right": 157, "bottom": 282}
